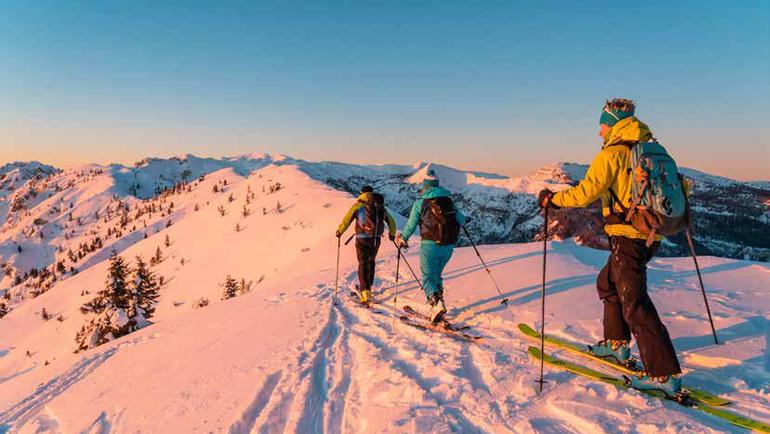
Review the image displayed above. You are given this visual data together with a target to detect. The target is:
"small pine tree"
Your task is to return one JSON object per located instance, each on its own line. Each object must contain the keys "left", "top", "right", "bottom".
{"left": 103, "top": 253, "right": 130, "bottom": 310}
{"left": 228, "top": 193, "right": 235, "bottom": 203}
{"left": 235, "top": 223, "right": 241, "bottom": 233}
{"left": 0, "top": 302, "right": 8, "bottom": 319}
{"left": 41, "top": 307, "right": 51, "bottom": 321}
{"left": 275, "top": 201, "right": 282, "bottom": 213}
{"left": 164, "top": 234, "right": 171, "bottom": 247}
{"left": 242, "top": 204, "right": 250, "bottom": 217}
{"left": 75, "top": 253, "right": 133, "bottom": 351}
{"left": 221, "top": 275, "right": 238, "bottom": 300}
{"left": 130, "top": 257, "right": 160, "bottom": 324}
{"left": 153, "top": 246, "right": 163, "bottom": 264}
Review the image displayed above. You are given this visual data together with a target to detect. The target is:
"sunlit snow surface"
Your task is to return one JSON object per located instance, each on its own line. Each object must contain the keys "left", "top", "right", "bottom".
{"left": 0, "top": 162, "right": 768, "bottom": 433}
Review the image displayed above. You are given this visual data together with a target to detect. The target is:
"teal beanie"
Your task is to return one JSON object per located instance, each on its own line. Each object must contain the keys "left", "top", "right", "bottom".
{"left": 422, "top": 169, "right": 439, "bottom": 188}
{"left": 600, "top": 108, "right": 634, "bottom": 127}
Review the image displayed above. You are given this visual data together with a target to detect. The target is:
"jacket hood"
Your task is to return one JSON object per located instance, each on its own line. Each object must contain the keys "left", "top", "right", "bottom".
{"left": 603, "top": 117, "right": 653, "bottom": 148}
{"left": 420, "top": 186, "right": 451, "bottom": 199}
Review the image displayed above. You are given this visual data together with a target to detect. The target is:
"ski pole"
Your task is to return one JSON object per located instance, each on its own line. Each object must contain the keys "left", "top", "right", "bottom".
{"left": 462, "top": 226, "right": 509, "bottom": 305}
{"left": 344, "top": 233, "right": 356, "bottom": 246}
{"left": 685, "top": 228, "right": 719, "bottom": 345}
{"left": 392, "top": 240, "right": 426, "bottom": 294}
{"left": 393, "top": 244, "right": 402, "bottom": 330}
{"left": 334, "top": 236, "right": 341, "bottom": 305}
{"left": 536, "top": 207, "right": 549, "bottom": 392}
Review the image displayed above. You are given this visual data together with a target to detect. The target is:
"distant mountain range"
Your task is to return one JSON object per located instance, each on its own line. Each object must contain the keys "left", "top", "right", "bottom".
{"left": 1, "top": 154, "right": 768, "bottom": 295}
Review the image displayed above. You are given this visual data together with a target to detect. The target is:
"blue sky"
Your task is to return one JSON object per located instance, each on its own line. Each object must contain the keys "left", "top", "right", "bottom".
{"left": 2, "top": 0, "right": 768, "bottom": 179}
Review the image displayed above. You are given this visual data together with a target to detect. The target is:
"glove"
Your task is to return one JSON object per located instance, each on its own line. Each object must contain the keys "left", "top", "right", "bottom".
{"left": 537, "top": 189, "right": 560, "bottom": 209}
{"left": 335, "top": 230, "right": 342, "bottom": 238}
{"left": 395, "top": 233, "right": 409, "bottom": 249}
{"left": 388, "top": 233, "right": 395, "bottom": 242}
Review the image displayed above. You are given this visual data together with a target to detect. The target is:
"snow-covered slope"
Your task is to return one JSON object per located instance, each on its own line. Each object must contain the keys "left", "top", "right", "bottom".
{"left": 0, "top": 156, "right": 768, "bottom": 433}
{"left": 2, "top": 237, "right": 768, "bottom": 431}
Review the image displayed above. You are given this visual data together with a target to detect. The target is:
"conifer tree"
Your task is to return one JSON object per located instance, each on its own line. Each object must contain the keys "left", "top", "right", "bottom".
{"left": 98, "top": 253, "right": 130, "bottom": 311}
{"left": 221, "top": 275, "right": 238, "bottom": 300}
{"left": 153, "top": 246, "right": 163, "bottom": 265}
{"left": 130, "top": 256, "right": 160, "bottom": 324}
{"left": 75, "top": 252, "right": 133, "bottom": 351}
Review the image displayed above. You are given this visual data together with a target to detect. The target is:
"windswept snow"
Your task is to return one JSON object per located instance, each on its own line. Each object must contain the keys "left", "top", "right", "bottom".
{"left": 1, "top": 161, "right": 768, "bottom": 433}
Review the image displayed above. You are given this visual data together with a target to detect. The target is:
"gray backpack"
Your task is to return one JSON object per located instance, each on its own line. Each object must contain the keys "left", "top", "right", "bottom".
{"left": 611, "top": 141, "right": 689, "bottom": 246}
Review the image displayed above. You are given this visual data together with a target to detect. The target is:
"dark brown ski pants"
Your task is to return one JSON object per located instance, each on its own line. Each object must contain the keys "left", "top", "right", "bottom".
{"left": 597, "top": 236, "right": 681, "bottom": 377}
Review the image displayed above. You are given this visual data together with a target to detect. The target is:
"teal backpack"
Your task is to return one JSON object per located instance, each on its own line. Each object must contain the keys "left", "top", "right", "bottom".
{"left": 612, "top": 141, "right": 689, "bottom": 246}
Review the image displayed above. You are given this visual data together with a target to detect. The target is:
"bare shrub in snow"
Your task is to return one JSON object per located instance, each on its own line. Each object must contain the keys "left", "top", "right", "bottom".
{"left": 193, "top": 298, "right": 209, "bottom": 309}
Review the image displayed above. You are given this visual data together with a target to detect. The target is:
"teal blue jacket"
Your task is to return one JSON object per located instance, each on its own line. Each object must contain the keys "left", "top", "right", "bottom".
{"left": 401, "top": 186, "right": 467, "bottom": 242}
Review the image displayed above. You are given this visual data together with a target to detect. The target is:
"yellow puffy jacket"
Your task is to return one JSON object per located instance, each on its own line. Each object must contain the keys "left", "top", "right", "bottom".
{"left": 550, "top": 116, "right": 663, "bottom": 241}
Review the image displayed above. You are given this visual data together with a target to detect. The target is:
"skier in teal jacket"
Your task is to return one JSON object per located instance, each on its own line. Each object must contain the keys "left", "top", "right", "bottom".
{"left": 396, "top": 169, "right": 466, "bottom": 323}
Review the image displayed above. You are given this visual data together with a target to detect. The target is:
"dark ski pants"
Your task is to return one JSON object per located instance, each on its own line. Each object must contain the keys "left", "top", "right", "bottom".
{"left": 356, "top": 237, "right": 381, "bottom": 291}
{"left": 597, "top": 236, "right": 681, "bottom": 377}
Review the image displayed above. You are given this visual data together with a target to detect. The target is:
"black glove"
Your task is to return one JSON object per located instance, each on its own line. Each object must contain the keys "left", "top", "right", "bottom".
{"left": 389, "top": 234, "right": 395, "bottom": 241}
{"left": 335, "top": 231, "right": 342, "bottom": 238}
{"left": 537, "top": 189, "right": 560, "bottom": 209}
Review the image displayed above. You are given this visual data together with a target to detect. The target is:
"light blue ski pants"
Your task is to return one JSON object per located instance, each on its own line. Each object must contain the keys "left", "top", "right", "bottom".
{"left": 419, "top": 241, "right": 454, "bottom": 300}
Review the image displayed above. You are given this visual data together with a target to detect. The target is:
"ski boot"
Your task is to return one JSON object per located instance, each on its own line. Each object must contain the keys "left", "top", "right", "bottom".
{"left": 626, "top": 373, "right": 684, "bottom": 400}
{"left": 360, "top": 289, "right": 372, "bottom": 305}
{"left": 427, "top": 292, "right": 447, "bottom": 324}
{"left": 588, "top": 340, "right": 633, "bottom": 366}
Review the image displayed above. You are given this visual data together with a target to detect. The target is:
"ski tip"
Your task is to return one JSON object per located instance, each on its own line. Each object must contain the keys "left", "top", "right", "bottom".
{"left": 518, "top": 323, "right": 538, "bottom": 335}
{"left": 527, "top": 346, "right": 543, "bottom": 359}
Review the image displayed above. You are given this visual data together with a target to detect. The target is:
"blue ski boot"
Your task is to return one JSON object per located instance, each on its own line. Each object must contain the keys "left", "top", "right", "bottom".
{"left": 627, "top": 373, "right": 683, "bottom": 399}
{"left": 588, "top": 340, "right": 632, "bottom": 365}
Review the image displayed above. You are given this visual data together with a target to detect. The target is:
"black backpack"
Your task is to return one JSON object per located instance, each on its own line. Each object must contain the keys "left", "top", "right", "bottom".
{"left": 357, "top": 193, "right": 386, "bottom": 237}
{"left": 420, "top": 196, "right": 460, "bottom": 245}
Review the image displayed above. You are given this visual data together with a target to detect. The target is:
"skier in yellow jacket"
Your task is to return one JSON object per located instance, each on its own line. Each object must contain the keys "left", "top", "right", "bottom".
{"left": 336, "top": 186, "right": 397, "bottom": 304}
{"left": 538, "top": 98, "right": 682, "bottom": 396}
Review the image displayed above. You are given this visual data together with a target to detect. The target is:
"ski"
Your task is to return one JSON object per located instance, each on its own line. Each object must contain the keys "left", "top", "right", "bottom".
{"left": 398, "top": 314, "right": 482, "bottom": 343}
{"left": 402, "top": 305, "right": 471, "bottom": 331}
{"left": 527, "top": 346, "right": 770, "bottom": 433}
{"left": 517, "top": 323, "right": 730, "bottom": 407}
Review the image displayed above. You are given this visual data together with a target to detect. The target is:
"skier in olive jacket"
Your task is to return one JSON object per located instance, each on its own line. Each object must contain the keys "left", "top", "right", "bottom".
{"left": 337, "top": 186, "right": 397, "bottom": 304}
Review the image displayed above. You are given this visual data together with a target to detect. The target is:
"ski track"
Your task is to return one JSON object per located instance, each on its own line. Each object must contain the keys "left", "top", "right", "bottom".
{"left": 0, "top": 348, "right": 118, "bottom": 431}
